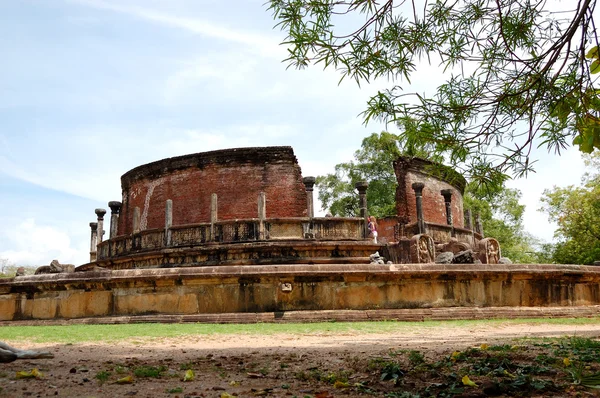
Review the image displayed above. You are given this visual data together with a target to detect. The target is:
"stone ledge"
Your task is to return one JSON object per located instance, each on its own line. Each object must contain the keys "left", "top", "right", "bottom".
{"left": 2, "top": 306, "right": 599, "bottom": 326}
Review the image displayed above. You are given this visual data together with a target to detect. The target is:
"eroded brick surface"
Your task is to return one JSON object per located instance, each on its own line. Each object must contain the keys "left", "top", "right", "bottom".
{"left": 117, "top": 147, "right": 308, "bottom": 235}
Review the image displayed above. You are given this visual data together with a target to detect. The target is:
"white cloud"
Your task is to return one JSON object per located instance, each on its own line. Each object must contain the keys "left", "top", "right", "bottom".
{"left": 71, "top": 0, "right": 281, "bottom": 55}
{"left": 0, "top": 218, "right": 87, "bottom": 266}
{"left": 507, "top": 146, "right": 585, "bottom": 242}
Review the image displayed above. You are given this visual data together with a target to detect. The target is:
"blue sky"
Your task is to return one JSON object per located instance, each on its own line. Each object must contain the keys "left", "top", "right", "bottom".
{"left": 0, "top": 0, "right": 587, "bottom": 266}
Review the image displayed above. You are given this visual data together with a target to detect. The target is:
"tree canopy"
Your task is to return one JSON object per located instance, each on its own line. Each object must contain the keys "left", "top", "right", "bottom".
{"left": 268, "top": 0, "right": 600, "bottom": 188}
{"left": 540, "top": 153, "right": 600, "bottom": 264}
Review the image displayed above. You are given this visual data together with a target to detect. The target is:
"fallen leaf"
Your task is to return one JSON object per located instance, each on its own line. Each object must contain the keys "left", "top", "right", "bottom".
{"left": 16, "top": 368, "right": 43, "bottom": 379}
{"left": 564, "top": 357, "right": 572, "bottom": 367}
{"left": 462, "top": 375, "right": 478, "bottom": 387}
{"left": 315, "top": 392, "right": 333, "bottom": 398}
{"left": 220, "top": 393, "right": 235, "bottom": 398}
{"left": 229, "top": 380, "right": 239, "bottom": 386}
{"left": 334, "top": 380, "right": 349, "bottom": 388}
{"left": 246, "top": 372, "right": 264, "bottom": 378}
{"left": 251, "top": 388, "right": 273, "bottom": 396}
{"left": 115, "top": 375, "right": 134, "bottom": 384}
{"left": 183, "top": 369, "right": 194, "bottom": 382}
{"left": 480, "top": 344, "right": 489, "bottom": 350}
{"left": 451, "top": 351, "right": 461, "bottom": 361}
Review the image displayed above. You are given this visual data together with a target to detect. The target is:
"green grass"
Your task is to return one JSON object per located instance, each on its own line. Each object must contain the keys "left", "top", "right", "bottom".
{"left": 1, "top": 317, "right": 600, "bottom": 344}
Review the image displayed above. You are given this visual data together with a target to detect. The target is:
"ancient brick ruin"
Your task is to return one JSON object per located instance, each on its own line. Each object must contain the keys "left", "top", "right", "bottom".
{"left": 79, "top": 147, "right": 498, "bottom": 270}
{"left": 2, "top": 146, "right": 600, "bottom": 323}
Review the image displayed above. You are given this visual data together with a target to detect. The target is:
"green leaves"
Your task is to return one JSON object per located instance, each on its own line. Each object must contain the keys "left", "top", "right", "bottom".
{"left": 540, "top": 153, "right": 600, "bottom": 264}
{"left": 587, "top": 46, "right": 600, "bottom": 74}
{"left": 586, "top": 46, "right": 600, "bottom": 59}
{"left": 268, "top": 0, "right": 599, "bottom": 182}
{"left": 574, "top": 114, "right": 600, "bottom": 154}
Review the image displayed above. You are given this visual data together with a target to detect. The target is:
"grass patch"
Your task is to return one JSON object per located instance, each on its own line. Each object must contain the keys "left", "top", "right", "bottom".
{"left": 94, "top": 370, "right": 111, "bottom": 384}
{"left": 2, "top": 318, "right": 600, "bottom": 344}
{"left": 133, "top": 365, "right": 167, "bottom": 378}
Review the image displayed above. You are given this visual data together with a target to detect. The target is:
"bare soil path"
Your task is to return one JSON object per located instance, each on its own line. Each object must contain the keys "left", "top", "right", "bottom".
{"left": 2, "top": 322, "right": 600, "bottom": 398}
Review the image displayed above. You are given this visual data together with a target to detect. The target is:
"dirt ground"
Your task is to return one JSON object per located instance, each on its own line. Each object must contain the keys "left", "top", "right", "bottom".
{"left": 3, "top": 322, "right": 600, "bottom": 398}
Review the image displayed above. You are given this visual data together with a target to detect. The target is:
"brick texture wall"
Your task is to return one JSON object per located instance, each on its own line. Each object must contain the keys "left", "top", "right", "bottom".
{"left": 394, "top": 157, "right": 466, "bottom": 230}
{"left": 117, "top": 147, "right": 308, "bottom": 235}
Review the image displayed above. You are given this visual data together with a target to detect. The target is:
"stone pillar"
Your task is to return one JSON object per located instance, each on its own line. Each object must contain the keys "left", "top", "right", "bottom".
{"left": 258, "top": 192, "right": 266, "bottom": 240}
{"left": 464, "top": 209, "right": 472, "bottom": 230}
{"left": 475, "top": 213, "right": 484, "bottom": 237}
{"left": 95, "top": 208, "right": 107, "bottom": 244}
{"left": 108, "top": 201, "right": 122, "bottom": 239}
{"left": 440, "top": 190, "right": 453, "bottom": 226}
{"left": 303, "top": 177, "right": 316, "bottom": 218}
{"left": 89, "top": 222, "right": 98, "bottom": 262}
{"left": 412, "top": 182, "right": 426, "bottom": 234}
{"left": 465, "top": 208, "right": 474, "bottom": 246}
{"left": 355, "top": 181, "right": 369, "bottom": 238}
{"left": 132, "top": 207, "right": 141, "bottom": 233}
{"left": 210, "top": 193, "right": 218, "bottom": 241}
{"left": 165, "top": 199, "right": 173, "bottom": 246}
{"left": 441, "top": 189, "right": 455, "bottom": 237}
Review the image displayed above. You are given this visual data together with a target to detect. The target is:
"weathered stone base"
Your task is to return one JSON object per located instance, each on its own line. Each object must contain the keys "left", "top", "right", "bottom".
{"left": 80, "top": 241, "right": 381, "bottom": 271}
{"left": 2, "top": 263, "right": 600, "bottom": 322}
{"left": 2, "top": 306, "right": 599, "bottom": 326}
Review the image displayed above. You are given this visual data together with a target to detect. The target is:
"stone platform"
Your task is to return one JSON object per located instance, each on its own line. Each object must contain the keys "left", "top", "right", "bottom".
{"left": 2, "top": 263, "right": 600, "bottom": 322}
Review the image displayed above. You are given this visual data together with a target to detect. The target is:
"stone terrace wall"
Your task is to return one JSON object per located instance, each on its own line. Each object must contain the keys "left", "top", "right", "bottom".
{"left": 117, "top": 147, "right": 308, "bottom": 236}
{"left": 394, "top": 157, "right": 466, "bottom": 230}
{"left": 3, "top": 263, "right": 600, "bottom": 321}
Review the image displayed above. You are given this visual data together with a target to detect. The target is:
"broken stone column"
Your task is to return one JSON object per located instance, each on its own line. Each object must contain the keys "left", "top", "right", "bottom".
{"left": 412, "top": 182, "right": 426, "bottom": 234}
{"left": 475, "top": 213, "right": 484, "bottom": 237}
{"left": 303, "top": 176, "right": 316, "bottom": 218}
{"left": 95, "top": 208, "right": 107, "bottom": 244}
{"left": 441, "top": 189, "right": 455, "bottom": 237}
{"left": 132, "top": 207, "right": 141, "bottom": 233}
{"left": 89, "top": 222, "right": 98, "bottom": 262}
{"left": 165, "top": 199, "right": 173, "bottom": 246}
{"left": 258, "top": 192, "right": 266, "bottom": 240}
{"left": 440, "top": 190, "right": 453, "bottom": 226}
{"left": 355, "top": 181, "right": 369, "bottom": 238}
{"left": 465, "top": 209, "right": 474, "bottom": 246}
{"left": 464, "top": 209, "right": 473, "bottom": 230}
{"left": 108, "top": 201, "right": 121, "bottom": 239}
{"left": 210, "top": 193, "right": 218, "bottom": 241}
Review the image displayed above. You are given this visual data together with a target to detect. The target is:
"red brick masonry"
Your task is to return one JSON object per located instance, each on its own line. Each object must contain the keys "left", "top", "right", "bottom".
{"left": 117, "top": 147, "right": 308, "bottom": 235}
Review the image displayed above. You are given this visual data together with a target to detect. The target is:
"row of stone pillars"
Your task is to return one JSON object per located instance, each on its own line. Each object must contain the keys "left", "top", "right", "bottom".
{"left": 411, "top": 183, "right": 484, "bottom": 237}
{"left": 88, "top": 177, "right": 321, "bottom": 262}
{"left": 89, "top": 201, "right": 122, "bottom": 262}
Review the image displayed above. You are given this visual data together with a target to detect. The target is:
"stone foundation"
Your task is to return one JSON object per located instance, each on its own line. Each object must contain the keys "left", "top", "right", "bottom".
{"left": 2, "top": 263, "right": 600, "bottom": 322}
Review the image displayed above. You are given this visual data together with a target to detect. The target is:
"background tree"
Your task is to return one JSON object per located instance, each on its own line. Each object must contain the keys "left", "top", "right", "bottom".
{"left": 268, "top": 0, "right": 600, "bottom": 187}
{"left": 464, "top": 185, "right": 544, "bottom": 263}
{"left": 318, "top": 132, "right": 541, "bottom": 262}
{"left": 540, "top": 153, "right": 600, "bottom": 264}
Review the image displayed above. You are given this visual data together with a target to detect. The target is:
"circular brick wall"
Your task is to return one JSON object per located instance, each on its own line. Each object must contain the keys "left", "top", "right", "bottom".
{"left": 117, "top": 147, "right": 308, "bottom": 236}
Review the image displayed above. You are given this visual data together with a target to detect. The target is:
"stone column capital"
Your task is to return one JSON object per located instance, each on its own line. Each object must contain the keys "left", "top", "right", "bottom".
{"left": 95, "top": 208, "right": 107, "bottom": 219}
{"left": 411, "top": 182, "right": 424, "bottom": 196}
{"left": 89, "top": 222, "right": 98, "bottom": 231}
{"left": 108, "top": 201, "right": 122, "bottom": 214}
{"left": 440, "top": 189, "right": 453, "bottom": 201}
{"left": 303, "top": 176, "right": 316, "bottom": 191}
{"left": 355, "top": 181, "right": 369, "bottom": 195}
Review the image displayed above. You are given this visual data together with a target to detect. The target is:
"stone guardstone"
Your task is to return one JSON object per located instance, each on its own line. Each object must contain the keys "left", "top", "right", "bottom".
{"left": 409, "top": 234, "right": 435, "bottom": 263}
{"left": 499, "top": 257, "right": 513, "bottom": 264}
{"left": 478, "top": 238, "right": 501, "bottom": 264}
{"left": 452, "top": 250, "right": 475, "bottom": 264}
{"left": 435, "top": 251, "right": 454, "bottom": 264}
